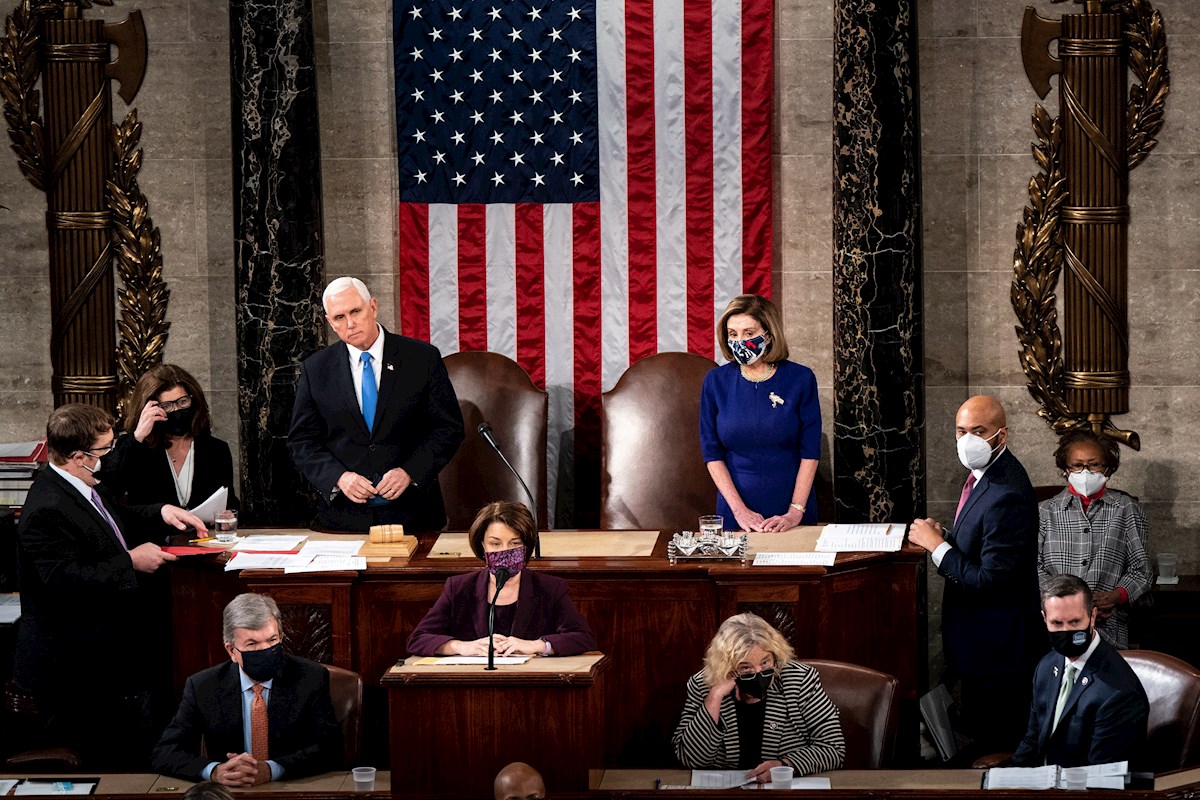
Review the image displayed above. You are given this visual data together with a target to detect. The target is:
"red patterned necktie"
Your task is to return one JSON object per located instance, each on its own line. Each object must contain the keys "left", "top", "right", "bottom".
{"left": 250, "top": 683, "right": 269, "bottom": 760}
{"left": 953, "top": 474, "right": 977, "bottom": 526}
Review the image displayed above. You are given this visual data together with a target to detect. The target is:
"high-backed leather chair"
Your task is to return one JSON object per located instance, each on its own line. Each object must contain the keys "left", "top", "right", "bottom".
{"left": 1121, "top": 649, "right": 1200, "bottom": 771}
{"left": 442, "top": 352, "right": 548, "bottom": 529}
{"left": 323, "top": 664, "right": 364, "bottom": 767}
{"left": 601, "top": 352, "right": 716, "bottom": 530}
{"left": 804, "top": 659, "right": 900, "bottom": 769}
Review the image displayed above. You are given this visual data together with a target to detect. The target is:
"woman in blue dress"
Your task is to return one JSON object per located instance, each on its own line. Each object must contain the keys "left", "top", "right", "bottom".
{"left": 700, "top": 295, "right": 820, "bottom": 531}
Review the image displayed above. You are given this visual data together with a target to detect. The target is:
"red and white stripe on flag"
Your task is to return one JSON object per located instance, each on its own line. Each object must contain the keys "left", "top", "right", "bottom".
{"left": 397, "top": 0, "right": 772, "bottom": 526}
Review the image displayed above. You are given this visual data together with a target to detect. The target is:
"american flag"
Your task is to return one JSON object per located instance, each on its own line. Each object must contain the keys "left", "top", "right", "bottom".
{"left": 394, "top": 0, "right": 773, "bottom": 525}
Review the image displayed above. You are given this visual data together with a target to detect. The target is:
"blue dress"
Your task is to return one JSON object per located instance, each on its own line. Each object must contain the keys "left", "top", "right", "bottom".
{"left": 699, "top": 360, "right": 821, "bottom": 524}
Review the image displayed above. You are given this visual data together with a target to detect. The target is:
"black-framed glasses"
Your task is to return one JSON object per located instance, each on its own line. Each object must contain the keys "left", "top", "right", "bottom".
{"left": 80, "top": 444, "right": 116, "bottom": 458}
{"left": 157, "top": 395, "right": 193, "bottom": 413}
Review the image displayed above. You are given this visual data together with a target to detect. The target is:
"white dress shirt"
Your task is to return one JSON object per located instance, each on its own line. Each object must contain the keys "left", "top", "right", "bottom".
{"left": 932, "top": 446, "right": 1008, "bottom": 567}
{"left": 344, "top": 324, "right": 385, "bottom": 413}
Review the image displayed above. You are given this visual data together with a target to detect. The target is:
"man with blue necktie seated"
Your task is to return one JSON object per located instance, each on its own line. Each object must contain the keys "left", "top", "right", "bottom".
{"left": 15, "top": 403, "right": 206, "bottom": 769}
{"left": 1010, "top": 575, "right": 1148, "bottom": 767}
{"left": 151, "top": 593, "right": 341, "bottom": 786}
{"left": 288, "top": 276, "right": 464, "bottom": 532}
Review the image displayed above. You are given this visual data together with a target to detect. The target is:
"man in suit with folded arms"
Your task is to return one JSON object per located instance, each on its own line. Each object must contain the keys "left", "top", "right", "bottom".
{"left": 1011, "top": 574, "right": 1148, "bottom": 767}
{"left": 288, "top": 276, "right": 464, "bottom": 532}
{"left": 909, "top": 395, "right": 1043, "bottom": 755}
{"left": 15, "top": 403, "right": 206, "bottom": 768}
{"left": 152, "top": 593, "right": 341, "bottom": 785}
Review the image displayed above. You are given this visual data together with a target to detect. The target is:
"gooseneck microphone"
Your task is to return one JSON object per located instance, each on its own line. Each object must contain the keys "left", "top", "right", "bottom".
{"left": 477, "top": 422, "right": 541, "bottom": 559}
{"left": 485, "top": 566, "right": 512, "bottom": 671}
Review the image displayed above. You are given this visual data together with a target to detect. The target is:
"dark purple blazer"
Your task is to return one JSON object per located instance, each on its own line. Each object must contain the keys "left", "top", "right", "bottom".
{"left": 406, "top": 569, "right": 596, "bottom": 656}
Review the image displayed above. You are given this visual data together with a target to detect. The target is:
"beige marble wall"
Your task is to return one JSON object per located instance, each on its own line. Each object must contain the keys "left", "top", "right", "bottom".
{"left": 920, "top": 0, "right": 1200, "bottom": 669}
{"left": 0, "top": 2, "right": 238, "bottom": 484}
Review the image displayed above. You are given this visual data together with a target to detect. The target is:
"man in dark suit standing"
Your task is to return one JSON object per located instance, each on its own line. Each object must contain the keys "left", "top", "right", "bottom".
{"left": 288, "top": 277, "right": 464, "bottom": 532}
{"left": 15, "top": 404, "right": 206, "bottom": 768}
{"left": 152, "top": 593, "right": 341, "bottom": 785}
{"left": 910, "top": 395, "right": 1043, "bottom": 754}
{"left": 1011, "top": 575, "right": 1148, "bottom": 767}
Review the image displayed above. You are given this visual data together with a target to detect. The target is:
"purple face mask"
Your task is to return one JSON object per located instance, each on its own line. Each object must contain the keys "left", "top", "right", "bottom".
{"left": 485, "top": 545, "right": 526, "bottom": 576}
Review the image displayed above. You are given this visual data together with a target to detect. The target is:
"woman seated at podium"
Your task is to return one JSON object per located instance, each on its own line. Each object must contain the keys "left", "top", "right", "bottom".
{"left": 406, "top": 501, "right": 597, "bottom": 657}
{"left": 99, "top": 363, "right": 239, "bottom": 511}
{"left": 673, "top": 613, "right": 844, "bottom": 781}
{"left": 701, "top": 294, "right": 820, "bottom": 532}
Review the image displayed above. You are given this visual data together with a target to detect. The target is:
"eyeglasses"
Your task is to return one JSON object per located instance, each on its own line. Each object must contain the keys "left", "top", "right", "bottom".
{"left": 80, "top": 444, "right": 116, "bottom": 458}
{"left": 735, "top": 664, "right": 776, "bottom": 680}
{"left": 1066, "top": 461, "right": 1105, "bottom": 473}
{"left": 156, "top": 395, "right": 193, "bottom": 413}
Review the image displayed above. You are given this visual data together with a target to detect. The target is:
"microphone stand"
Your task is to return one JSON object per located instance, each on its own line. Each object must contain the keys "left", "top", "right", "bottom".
{"left": 485, "top": 567, "right": 511, "bottom": 671}
{"left": 477, "top": 422, "right": 541, "bottom": 559}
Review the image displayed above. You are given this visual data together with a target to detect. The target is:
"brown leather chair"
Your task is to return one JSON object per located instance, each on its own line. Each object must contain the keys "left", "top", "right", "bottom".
{"left": 600, "top": 352, "right": 716, "bottom": 530}
{"left": 323, "top": 664, "right": 364, "bottom": 767}
{"left": 442, "top": 352, "right": 548, "bottom": 529}
{"left": 804, "top": 659, "right": 900, "bottom": 769}
{"left": 1121, "top": 649, "right": 1200, "bottom": 772}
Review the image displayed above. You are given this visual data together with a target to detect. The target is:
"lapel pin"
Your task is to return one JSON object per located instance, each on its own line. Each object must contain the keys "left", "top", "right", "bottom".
{"left": 1081, "top": 676, "right": 1089, "bottom": 686}
{"left": 1053, "top": 666, "right": 1059, "bottom": 677}
{"left": 386, "top": 363, "right": 394, "bottom": 371}
{"left": 769, "top": 391, "right": 784, "bottom": 408}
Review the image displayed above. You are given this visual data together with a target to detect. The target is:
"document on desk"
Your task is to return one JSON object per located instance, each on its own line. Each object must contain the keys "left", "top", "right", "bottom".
{"left": 230, "top": 534, "right": 308, "bottom": 552}
{"left": 815, "top": 523, "right": 906, "bottom": 552}
{"left": 0, "top": 780, "right": 18, "bottom": 795}
{"left": 284, "top": 555, "right": 367, "bottom": 573}
{"left": 188, "top": 486, "right": 228, "bottom": 525}
{"left": 299, "top": 539, "right": 365, "bottom": 556}
{"left": 14, "top": 779, "right": 97, "bottom": 795}
{"left": 984, "top": 765, "right": 1058, "bottom": 790}
{"left": 417, "top": 656, "right": 533, "bottom": 665}
{"left": 752, "top": 552, "right": 837, "bottom": 566}
{"left": 746, "top": 778, "right": 831, "bottom": 790}
{"left": 224, "top": 553, "right": 312, "bottom": 571}
{"left": 689, "top": 771, "right": 755, "bottom": 789}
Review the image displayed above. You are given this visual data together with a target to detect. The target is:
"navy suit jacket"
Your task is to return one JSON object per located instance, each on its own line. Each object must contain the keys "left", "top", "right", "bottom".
{"left": 151, "top": 655, "right": 341, "bottom": 781}
{"left": 406, "top": 569, "right": 597, "bottom": 656}
{"left": 288, "top": 328, "right": 464, "bottom": 532}
{"left": 1011, "top": 638, "right": 1148, "bottom": 767}
{"left": 15, "top": 468, "right": 166, "bottom": 694}
{"left": 940, "top": 448, "right": 1042, "bottom": 677}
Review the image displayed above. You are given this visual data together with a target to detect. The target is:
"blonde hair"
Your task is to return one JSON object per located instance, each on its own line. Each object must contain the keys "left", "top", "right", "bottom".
{"left": 715, "top": 295, "right": 789, "bottom": 364}
{"left": 701, "top": 613, "right": 796, "bottom": 686}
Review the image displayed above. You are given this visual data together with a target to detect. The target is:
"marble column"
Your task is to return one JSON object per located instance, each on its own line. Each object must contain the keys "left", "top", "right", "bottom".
{"left": 230, "top": 0, "right": 326, "bottom": 524}
{"left": 831, "top": 0, "right": 924, "bottom": 522}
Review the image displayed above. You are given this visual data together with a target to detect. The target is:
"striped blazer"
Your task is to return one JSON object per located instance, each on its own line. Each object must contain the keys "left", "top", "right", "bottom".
{"left": 672, "top": 661, "right": 845, "bottom": 775}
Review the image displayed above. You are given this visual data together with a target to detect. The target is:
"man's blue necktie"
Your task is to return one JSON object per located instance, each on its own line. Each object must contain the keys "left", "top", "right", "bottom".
{"left": 360, "top": 352, "right": 377, "bottom": 433}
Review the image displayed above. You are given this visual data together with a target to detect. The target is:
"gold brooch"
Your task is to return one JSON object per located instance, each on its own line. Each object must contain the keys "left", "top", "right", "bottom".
{"left": 769, "top": 392, "right": 784, "bottom": 408}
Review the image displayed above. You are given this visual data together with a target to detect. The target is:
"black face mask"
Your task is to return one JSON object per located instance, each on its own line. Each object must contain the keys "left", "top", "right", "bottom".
{"left": 735, "top": 669, "right": 775, "bottom": 701}
{"left": 239, "top": 642, "right": 286, "bottom": 682}
{"left": 1049, "top": 627, "right": 1092, "bottom": 658}
{"left": 158, "top": 406, "right": 196, "bottom": 437}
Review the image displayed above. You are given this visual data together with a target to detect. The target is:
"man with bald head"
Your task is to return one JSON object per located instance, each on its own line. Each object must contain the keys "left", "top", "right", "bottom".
{"left": 494, "top": 762, "right": 546, "bottom": 800}
{"left": 910, "top": 395, "right": 1042, "bottom": 756}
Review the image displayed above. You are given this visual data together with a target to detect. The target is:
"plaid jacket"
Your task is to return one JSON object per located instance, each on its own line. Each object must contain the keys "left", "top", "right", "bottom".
{"left": 1038, "top": 487, "right": 1151, "bottom": 648}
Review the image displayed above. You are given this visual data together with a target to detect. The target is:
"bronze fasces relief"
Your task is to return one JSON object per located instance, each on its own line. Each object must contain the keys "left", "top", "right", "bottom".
{"left": 1012, "top": 0, "right": 1169, "bottom": 450}
{"left": 1, "top": 0, "right": 168, "bottom": 420}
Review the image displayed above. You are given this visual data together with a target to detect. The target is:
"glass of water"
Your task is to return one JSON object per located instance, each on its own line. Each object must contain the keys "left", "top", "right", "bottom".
{"left": 215, "top": 509, "right": 238, "bottom": 543}
{"left": 699, "top": 515, "right": 723, "bottom": 538}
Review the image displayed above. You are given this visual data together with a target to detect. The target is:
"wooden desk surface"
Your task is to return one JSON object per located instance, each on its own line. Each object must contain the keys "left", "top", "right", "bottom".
{"left": 593, "top": 769, "right": 985, "bottom": 791}
{"left": 0, "top": 772, "right": 391, "bottom": 796}
{"left": 384, "top": 652, "right": 608, "bottom": 686}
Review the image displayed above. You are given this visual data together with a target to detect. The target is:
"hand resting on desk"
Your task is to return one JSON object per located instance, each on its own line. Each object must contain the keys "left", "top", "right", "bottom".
{"left": 440, "top": 634, "right": 548, "bottom": 657}
{"left": 213, "top": 752, "right": 271, "bottom": 787}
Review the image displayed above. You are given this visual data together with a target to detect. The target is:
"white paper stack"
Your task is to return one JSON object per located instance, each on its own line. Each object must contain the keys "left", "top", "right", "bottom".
{"left": 815, "top": 522, "right": 906, "bottom": 552}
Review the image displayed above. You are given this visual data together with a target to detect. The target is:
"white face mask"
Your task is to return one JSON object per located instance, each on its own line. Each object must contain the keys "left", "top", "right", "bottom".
{"left": 1068, "top": 470, "right": 1107, "bottom": 497}
{"left": 956, "top": 430, "right": 1003, "bottom": 471}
